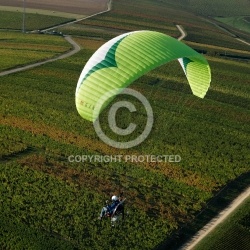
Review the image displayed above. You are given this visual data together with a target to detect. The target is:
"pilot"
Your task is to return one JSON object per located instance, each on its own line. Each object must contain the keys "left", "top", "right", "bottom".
{"left": 99, "top": 195, "right": 120, "bottom": 220}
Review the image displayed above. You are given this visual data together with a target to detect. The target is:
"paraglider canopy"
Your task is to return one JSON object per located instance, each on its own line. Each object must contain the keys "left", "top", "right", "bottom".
{"left": 76, "top": 30, "right": 211, "bottom": 122}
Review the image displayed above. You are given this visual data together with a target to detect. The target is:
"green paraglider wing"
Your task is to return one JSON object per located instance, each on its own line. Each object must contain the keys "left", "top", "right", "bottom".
{"left": 76, "top": 31, "right": 211, "bottom": 121}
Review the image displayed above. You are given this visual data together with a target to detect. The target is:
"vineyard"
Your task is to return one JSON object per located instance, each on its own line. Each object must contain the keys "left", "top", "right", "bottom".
{"left": 0, "top": 10, "right": 73, "bottom": 31}
{"left": 0, "top": 0, "right": 250, "bottom": 249}
{"left": 158, "top": 0, "right": 250, "bottom": 16}
{"left": 61, "top": 0, "right": 250, "bottom": 51}
{"left": 0, "top": 31, "right": 71, "bottom": 71}
{"left": 215, "top": 16, "right": 250, "bottom": 34}
{"left": 0, "top": 0, "right": 109, "bottom": 16}
{"left": 194, "top": 197, "right": 250, "bottom": 250}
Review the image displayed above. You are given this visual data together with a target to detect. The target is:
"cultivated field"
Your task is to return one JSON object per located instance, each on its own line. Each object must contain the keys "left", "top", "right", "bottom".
{"left": 215, "top": 16, "right": 250, "bottom": 34}
{"left": 0, "top": 31, "right": 71, "bottom": 71}
{"left": 194, "top": 196, "right": 250, "bottom": 250}
{"left": 0, "top": 0, "right": 250, "bottom": 249}
{"left": 0, "top": 0, "right": 109, "bottom": 15}
{"left": 75, "top": 0, "right": 250, "bottom": 50}
{"left": 0, "top": 9, "right": 75, "bottom": 30}
{"left": 160, "top": 0, "right": 250, "bottom": 16}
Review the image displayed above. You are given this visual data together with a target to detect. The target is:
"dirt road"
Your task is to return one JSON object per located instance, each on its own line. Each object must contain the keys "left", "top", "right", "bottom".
{"left": 41, "top": 0, "right": 112, "bottom": 32}
{"left": 179, "top": 186, "right": 250, "bottom": 250}
{"left": 236, "top": 38, "right": 250, "bottom": 46}
{"left": 0, "top": 36, "right": 80, "bottom": 76}
{"left": 176, "top": 25, "right": 187, "bottom": 41}
{"left": 0, "top": 0, "right": 111, "bottom": 76}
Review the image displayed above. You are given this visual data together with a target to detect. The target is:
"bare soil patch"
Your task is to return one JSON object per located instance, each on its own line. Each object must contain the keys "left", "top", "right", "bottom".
{"left": 0, "top": 0, "right": 108, "bottom": 15}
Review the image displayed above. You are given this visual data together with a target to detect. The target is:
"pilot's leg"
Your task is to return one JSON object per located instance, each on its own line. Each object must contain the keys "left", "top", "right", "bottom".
{"left": 99, "top": 207, "right": 108, "bottom": 219}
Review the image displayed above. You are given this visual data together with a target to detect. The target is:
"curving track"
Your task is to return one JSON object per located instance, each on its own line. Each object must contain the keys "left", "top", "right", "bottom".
{"left": 0, "top": 36, "right": 80, "bottom": 76}
{"left": 176, "top": 25, "right": 187, "bottom": 41}
{"left": 0, "top": 0, "right": 112, "bottom": 76}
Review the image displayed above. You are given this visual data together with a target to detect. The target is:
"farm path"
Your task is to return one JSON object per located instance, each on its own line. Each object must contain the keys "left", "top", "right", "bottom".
{"left": 176, "top": 25, "right": 187, "bottom": 40}
{"left": 179, "top": 186, "right": 250, "bottom": 250}
{"left": 0, "top": 0, "right": 112, "bottom": 77}
{"left": 0, "top": 36, "right": 80, "bottom": 76}
{"left": 40, "top": 0, "right": 112, "bottom": 32}
{"left": 236, "top": 38, "right": 250, "bottom": 46}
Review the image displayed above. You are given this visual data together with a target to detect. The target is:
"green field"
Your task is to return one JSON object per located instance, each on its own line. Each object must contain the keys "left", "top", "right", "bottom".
{"left": 160, "top": 0, "right": 250, "bottom": 16}
{"left": 1, "top": 37, "right": 249, "bottom": 249}
{"left": 0, "top": 10, "right": 73, "bottom": 31}
{"left": 69, "top": 0, "right": 250, "bottom": 50}
{"left": 0, "top": 31, "right": 71, "bottom": 71}
{"left": 0, "top": 0, "right": 250, "bottom": 249}
{"left": 0, "top": 6, "right": 85, "bottom": 19}
{"left": 215, "top": 16, "right": 250, "bottom": 34}
{"left": 158, "top": 173, "right": 250, "bottom": 249}
{"left": 194, "top": 196, "right": 250, "bottom": 250}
